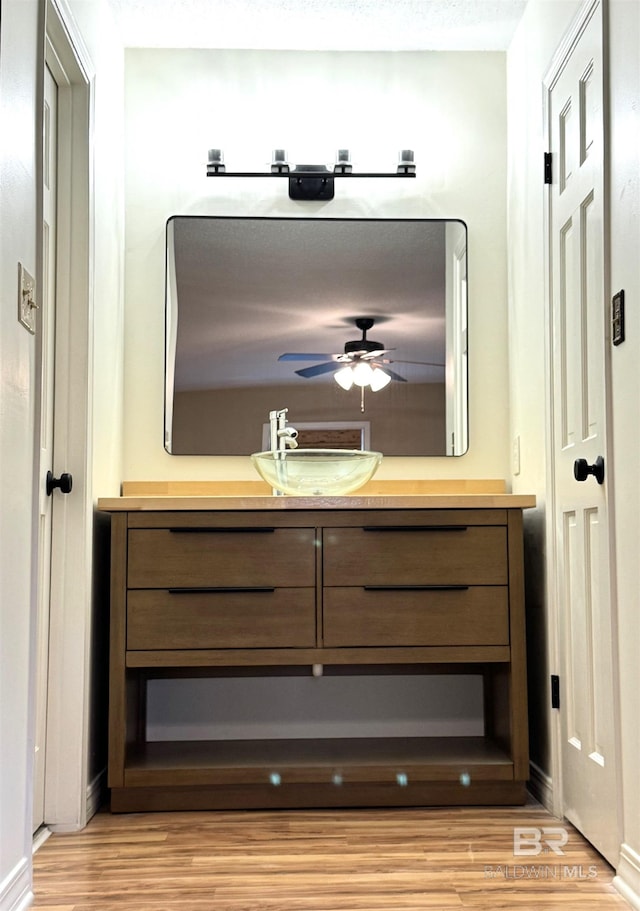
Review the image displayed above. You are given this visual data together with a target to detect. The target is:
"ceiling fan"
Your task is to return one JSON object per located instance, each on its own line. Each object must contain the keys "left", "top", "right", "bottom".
{"left": 278, "top": 317, "right": 442, "bottom": 386}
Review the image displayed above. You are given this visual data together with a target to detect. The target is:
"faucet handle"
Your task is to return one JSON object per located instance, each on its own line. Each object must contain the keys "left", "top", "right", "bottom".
{"left": 269, "top": 408, "right": 296, "bottom": 452}
{"left": 277, "top": 426, "right": 298, "bottom": 449}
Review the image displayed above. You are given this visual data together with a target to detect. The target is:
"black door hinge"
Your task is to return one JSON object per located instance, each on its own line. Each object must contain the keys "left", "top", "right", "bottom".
{"left": 544, "top": 152, "right": 553, "bottom": 185}
{"left": 551, "top": 674, "right": 560, "bottom": 709}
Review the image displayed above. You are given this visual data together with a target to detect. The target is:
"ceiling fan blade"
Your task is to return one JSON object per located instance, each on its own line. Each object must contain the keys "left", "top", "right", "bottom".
{"left": 361, "top": 348, "right": 394, "bottom": 359}
{"left": 382, "top": 358, "right": 445, "bottom": 368}
{"left": 379, "top": 366, "right": 408, "bottom": 383}
{"left": 278, "top": 353, "right": 336, "bottom": 362}
{"left": 295, "top": 361, "right": 341, "bottom": 378}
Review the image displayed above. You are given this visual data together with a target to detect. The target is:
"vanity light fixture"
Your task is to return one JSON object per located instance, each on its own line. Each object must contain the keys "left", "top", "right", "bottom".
{"left": 397, "top": 149, "right": 416, "bottom": 173}
{"left": 206, "top": 148, "right": 416, "bottom": 200}
{"left": 207, "top": 148, "right": 225, "bottom": 172}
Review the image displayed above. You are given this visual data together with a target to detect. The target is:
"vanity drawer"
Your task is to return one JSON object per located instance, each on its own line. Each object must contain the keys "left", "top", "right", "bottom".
{"left": 127, "top": 527, "right": 315, "bottom": 589}
{"left": 323, "top": 526, "right": 507, "bottom": 587}
{"left": 127, "top": 588, "right": 316, "bottom": 650}
{"left": 323, "top": 586, "right": 509, "bottom": 647}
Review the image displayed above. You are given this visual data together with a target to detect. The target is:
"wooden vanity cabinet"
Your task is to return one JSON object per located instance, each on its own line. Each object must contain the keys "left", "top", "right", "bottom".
{"left": 104, "top": 502, "right": 530, "bottom": 812}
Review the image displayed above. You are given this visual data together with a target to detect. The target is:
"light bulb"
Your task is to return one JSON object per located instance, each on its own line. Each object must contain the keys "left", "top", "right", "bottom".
{"left": 369, "top": 366, "right": 391, "bottom": 391}
{"left": 352, "top": 361, "right": 374, "bottom": 387}
{"left": 334, "top": 366, "right": 354, "bottom": 390}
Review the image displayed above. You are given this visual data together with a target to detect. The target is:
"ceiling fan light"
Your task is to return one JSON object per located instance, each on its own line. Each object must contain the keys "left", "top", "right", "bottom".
{"left": 369, "top": 366, "right": 392, "bottom": 391}
{"left": 352, "top": 361, "right": 374, "bottom": 387}
{"left": 334, "top": 366, "right": 354, "bottom": 390}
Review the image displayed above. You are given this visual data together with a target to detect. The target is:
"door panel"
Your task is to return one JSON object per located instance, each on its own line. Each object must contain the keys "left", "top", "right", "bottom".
{"left": 548, "top": 0, "right": 619, "bottom": 865}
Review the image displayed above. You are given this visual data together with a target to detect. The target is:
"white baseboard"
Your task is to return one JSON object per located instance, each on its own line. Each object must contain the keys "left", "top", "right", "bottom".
{"left": 0, "top": 857, "right": 33, "bottom": 911}
{"left": 31, "top": 827, "right": 51, "bottom": 855}
{"left": 48, "top": 768, "right": 106, "bottom": 833}
{"left": 614, "top": 843, "right": 640, "bottom": 910}
{"left": 85, "top": 768, "right": 106, "bottom": 822}
{"left": 528, "top": 759, "right": 554, "bottom": 812}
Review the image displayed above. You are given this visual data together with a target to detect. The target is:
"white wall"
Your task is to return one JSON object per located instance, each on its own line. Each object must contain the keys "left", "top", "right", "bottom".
{"left": 66, "top": 0, "right": 125, "bottom": 809}
{"left": 0, "top": 0, "right": 40, "bottom": 905}
{"left": 508, "top": 0, "right": 640, "bottom": 903}
{"left": 123, "top": 48, "right": 510, "bottom": 482}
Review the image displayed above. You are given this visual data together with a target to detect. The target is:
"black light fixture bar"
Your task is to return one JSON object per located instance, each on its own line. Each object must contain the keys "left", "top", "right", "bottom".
{"left": 206, "top": 149, "right": 416, "bottom": 200}
{"left": 206, "top": 171, "right": 417, "bottom": 178}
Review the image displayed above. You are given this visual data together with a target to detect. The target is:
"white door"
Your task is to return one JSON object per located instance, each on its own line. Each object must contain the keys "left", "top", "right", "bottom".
{"left": 547, "top": 0, "right": 620, "bottom": 865}
{"left": 33, "top": 64, "right": 59, "bottom": 832}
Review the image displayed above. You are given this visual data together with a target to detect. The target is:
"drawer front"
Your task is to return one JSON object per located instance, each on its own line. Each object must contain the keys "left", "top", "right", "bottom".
{"left": 323, "top": 526, "right": 507, "bottom": 586}
{"left": 323, "top": 586, "right": 509, "bottom": 647}
{"left": 128, "top": 527, "right": 315, "bottom": 589}
{"left": 127, "top": 588, "right": 316, "bottom": 649}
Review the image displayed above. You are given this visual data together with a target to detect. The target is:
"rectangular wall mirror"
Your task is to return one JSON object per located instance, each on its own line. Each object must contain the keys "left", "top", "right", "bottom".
{"left": 165, "top": 216, "right": 468, "bottom": 456}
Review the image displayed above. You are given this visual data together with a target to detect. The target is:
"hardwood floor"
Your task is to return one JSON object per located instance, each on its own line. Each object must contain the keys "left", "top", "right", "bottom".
{"left": 32, "top": 801, "right": 629, "bottom": 910}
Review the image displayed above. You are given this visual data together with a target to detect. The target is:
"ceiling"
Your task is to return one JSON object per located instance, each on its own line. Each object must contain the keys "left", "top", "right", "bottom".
{"left": 169, "top": 216, "right": 456, "bottom": 392}
{"left": 106, "top": 0, "right": 528, "bottom": 51}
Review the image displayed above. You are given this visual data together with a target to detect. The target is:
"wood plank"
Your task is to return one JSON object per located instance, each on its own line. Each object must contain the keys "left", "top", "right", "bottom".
{"left": 125, "top": 645, "right": 512, "bottom": 668}
{"left": 32, "top": 804, "right": 626, "bottom": 910}
{"left": 107, "top": 514, "right": 127, "bottom": 787}
{"left": 109, "top": 781, "right": 527, "bottom": 813}
{"left": 323, "top": 587, "right": 509, "bottom": 647}
{"left": 323, "top": 526, "right": 508, "bottom": 587}
{"left": 122, "top": 479, "right": 272, "bottom": 496}
{"left": 127, "top": 588, "right": 317, "bottom": 650}
{"left": 139, "top": 663, "right": 499, "bottom": 679}
{"left": 125, "top": 508, "right": 509, "bottom": 528}
{"left": 506, "top": 509, "right": 530, "bottom": 780}
{"left": 127, "top": 527, "right": 315, "bottom": 588}
{"left": 123, "top": 736, "right": 513, "bottom": 787}
{"left": 98, "top": 493, "right": 536, "bottom": 512}
{"left": 121, "top": 478, "right": 508, "bottom": 497}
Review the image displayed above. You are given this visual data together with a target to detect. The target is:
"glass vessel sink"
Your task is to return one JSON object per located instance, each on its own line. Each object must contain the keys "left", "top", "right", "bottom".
{"left": 251, "top": 449, "right": 383, "bottom": 496}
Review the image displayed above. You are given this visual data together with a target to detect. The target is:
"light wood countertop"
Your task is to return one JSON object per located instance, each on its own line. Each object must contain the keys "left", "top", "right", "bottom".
{"left": 98, "top": 496, "right": 538, "bottom": 511}
{"left": 98, "top": 479, "right": 535, "bottom": 511}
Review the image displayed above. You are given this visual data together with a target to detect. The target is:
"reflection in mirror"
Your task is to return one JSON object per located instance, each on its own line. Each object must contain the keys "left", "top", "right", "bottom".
{"left": 165, "top": 216, "right": 468, "bottom": 456}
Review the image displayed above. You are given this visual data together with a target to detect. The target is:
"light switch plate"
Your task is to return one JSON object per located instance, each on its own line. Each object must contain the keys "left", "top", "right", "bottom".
{"left": 18, "top": 262, "right": 37, "bottom": 334}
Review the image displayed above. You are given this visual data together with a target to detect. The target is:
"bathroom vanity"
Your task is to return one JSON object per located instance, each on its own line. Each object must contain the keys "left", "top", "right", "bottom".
{"left": 99, "top": 486, "right": 535, "bottom": 812}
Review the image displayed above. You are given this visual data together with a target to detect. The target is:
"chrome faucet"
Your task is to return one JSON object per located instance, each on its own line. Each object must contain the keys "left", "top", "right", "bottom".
{"left": 268, "top": 409, "right": 298, "bottom": 497}
{"left": 269, "top": 408, "right": 298, "bottom": 452}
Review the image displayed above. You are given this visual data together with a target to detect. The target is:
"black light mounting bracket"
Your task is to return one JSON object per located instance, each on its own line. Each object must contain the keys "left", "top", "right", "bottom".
{"left": 289, "top": 165, "right": 335, "bottom": 201}
{"left": 206, "top": 161, "right": 416, "bottom": 201}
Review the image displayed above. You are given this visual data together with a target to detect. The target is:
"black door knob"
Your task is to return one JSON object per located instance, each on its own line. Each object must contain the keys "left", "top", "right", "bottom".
{"left": 46, "top": 470, "right": 73, "bottom": 496}
{"left": 573, "top": 456, "right": 605, "bottom": 485}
